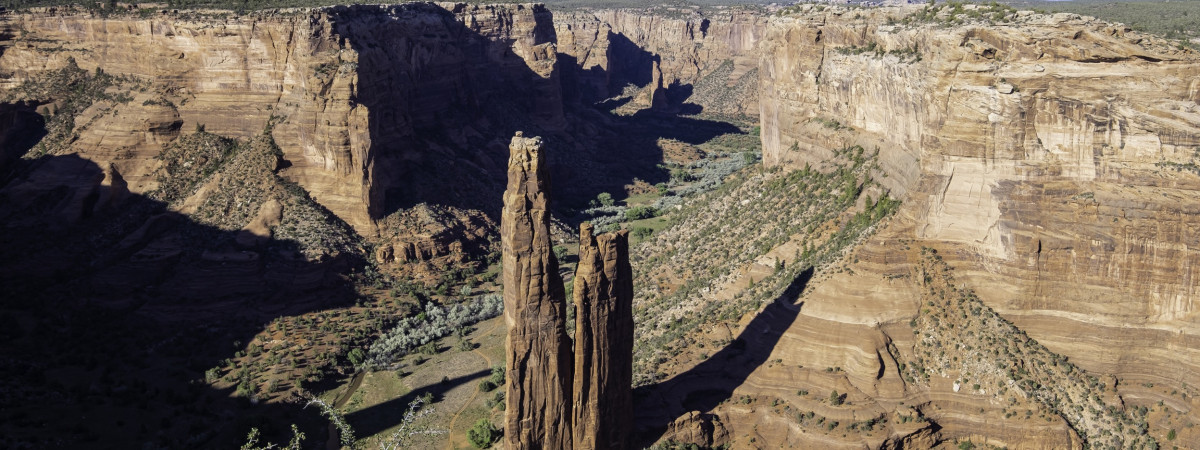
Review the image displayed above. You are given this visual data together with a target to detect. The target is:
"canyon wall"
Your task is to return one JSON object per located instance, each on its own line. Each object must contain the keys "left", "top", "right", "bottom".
{"left": 0, "top": 3, "right": 563, "bottom": 235}
{"left": 554, "top": 5, "right": 765, "bottom": 116}
{"left": 756, "top": 4, "right": 1200, "bottom": 445}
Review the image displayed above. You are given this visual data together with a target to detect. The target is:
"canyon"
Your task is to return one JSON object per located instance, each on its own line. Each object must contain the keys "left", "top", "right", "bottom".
{"left": 1, "top": 1, "right": 1199, "bottom": 449}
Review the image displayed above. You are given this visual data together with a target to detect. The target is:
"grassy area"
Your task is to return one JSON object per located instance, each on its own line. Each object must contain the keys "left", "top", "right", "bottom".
{"left": 627, "top": 216, "right": 673, "bottom": 245}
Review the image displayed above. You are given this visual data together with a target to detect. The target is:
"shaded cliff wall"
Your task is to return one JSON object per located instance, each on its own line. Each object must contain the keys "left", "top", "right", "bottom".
{"left": 0, "top": 3, "right": 564, "bottom": 236}
{"left": 759, "top": 5, "right": 1200, "bottom": 403}
{"left": 555, "top": 6, "right": 764, "bottom": 116}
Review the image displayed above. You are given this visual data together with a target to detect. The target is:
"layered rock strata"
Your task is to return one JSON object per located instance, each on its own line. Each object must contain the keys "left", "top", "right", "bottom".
{"left": 747, "top": 4, "right": 1200, "bottom": 446}
{"left": 0, "top": 3, "right": 564, "bottom": 235}
{"left": 501, "top": 131, "right": 574, "bottom": 450}
{"left": 572, "top": 223, "right": 634, "bottom": 450}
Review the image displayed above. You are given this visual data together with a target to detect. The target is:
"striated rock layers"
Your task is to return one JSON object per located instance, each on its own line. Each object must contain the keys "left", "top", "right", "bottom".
{"left": 502, "top": 133, "right": 633, "bottom": 450}
{"left": 0, "top": 3, "right": 565, "bottom": 235}
{"left": 746, "top": 4, "right": 1200, "bottom": 446}
{"left": 572, "top": 223, "right": 634, "bottom": 450}
{"left": 555, "top": 6, "right": 765, "bottom": 115}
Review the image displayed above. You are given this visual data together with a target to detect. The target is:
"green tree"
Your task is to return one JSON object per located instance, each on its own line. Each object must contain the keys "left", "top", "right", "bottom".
{"left": 346, "top": 348, "right": 365, "bottom": 367}
{"left": 625, "top": 206, "right": 657, "bottom": 220}
{"left": 467, "top": 418, "right": 501, "bottom": 448}
{"left": 489, "top": 365, "right": 506, "bottom": 386}
{"left": 597, "top": 192, "right": 614, "bottom": 207}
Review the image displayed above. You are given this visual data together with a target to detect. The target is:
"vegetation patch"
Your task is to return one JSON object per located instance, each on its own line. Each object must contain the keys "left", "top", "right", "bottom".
{"left": 365, "top": 293, "right": 503, "bottom": 370}
{"left": 631, "top": 143, "right": 899, "bottom": 384}
{"left": 2, "top": 57, "right": 137, "bottom": 158}
{"left": 906, "top": 248, "right": 1156, "bottom": 449}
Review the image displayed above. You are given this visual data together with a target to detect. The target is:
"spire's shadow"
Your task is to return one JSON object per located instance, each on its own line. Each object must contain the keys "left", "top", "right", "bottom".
{"left": 632, "top": 266, "right": 814, "bottom": 447}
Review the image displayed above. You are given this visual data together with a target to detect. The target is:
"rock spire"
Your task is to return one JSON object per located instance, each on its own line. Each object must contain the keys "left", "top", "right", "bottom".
{"left": 502, "top": 133, "right": 635, "bottom": 450}
{"left": 572, "top": 223, "right": 634, "bottom": 450}
{"left": 502, "top": 132, "right": 574, "bottom": 450}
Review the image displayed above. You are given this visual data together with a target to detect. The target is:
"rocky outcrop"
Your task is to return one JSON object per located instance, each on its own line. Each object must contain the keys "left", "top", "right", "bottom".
{"left": 501, "top": 132, "right": 574, "bottom": 450}
{"left": 571, "top": 223, "right": 634, "bottom": 450}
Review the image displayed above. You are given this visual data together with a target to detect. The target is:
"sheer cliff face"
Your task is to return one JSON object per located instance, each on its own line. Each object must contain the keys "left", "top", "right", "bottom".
{"left": 0, "top": 3, "right": 562, "bottom": 235}
{"left": 555, "top": 7, "right": 764, "bottom": 115}
{"left": 758, "top": 5, "right": 1200, "bottom": 436}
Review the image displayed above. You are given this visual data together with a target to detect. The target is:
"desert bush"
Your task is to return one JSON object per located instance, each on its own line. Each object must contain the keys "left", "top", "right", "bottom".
{"left": 631, "top": 227, "right": 654, "bottom": 240}
{"left": 596, "top": 192, "right": 615, "bottom": 207}
{"left": 625, "top": 206, "right": 657, "bottom": 220}
{"left": 366, "top": 294, "right": 503, "bottom": 369}
{"left": 467, "top": 419, "right": 501, "bottom": 449}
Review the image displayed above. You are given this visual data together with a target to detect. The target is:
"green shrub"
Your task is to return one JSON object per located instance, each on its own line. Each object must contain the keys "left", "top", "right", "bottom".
{"left": 467, "top": 419, "right": 501, "bottom": 448}
{"left": 346, "top": 348, "right": 365, "bottom": 367}
{"left": 418, "top": 342, "right": 439, "bottom": 355}
{"left": 489, "top": 365, "right": 506, "bottom": 386}
{"left": 597, "top": 192, "right": 615, "bottom": 207}
{"left": 631, "top": 227, "right": 654, "bottom": 240}
{"left": 626, "top": 206, "right": 657, "bottom": 220}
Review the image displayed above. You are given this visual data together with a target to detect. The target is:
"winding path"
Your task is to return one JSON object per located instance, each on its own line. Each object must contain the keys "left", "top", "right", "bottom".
{"left": 326, "top": 371, "right": 365, "bottom": 450}
{"left": 443, "top": 318, "right": 502, "bottom": 450}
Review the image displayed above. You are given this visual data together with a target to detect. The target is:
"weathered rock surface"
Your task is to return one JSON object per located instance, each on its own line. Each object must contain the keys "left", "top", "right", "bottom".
{"left": 555, "top": 6, "right": 765, "bottom": 115}
{"left": 750, "top": 4, "right": 1200, "bottom": 447}
{"left": 571, "top": 223, "right": 634, "bottom": 450}
{"left": 0, "top": 3, "right": 565, "bottom": 235}
{"left": 502, "top": 132, "right": 573, "bottom": 450}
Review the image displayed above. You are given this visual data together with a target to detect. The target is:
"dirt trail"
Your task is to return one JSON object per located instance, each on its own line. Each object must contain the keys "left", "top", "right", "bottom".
{"left": 444, "top": 318, "right": 502, "bottom": 450}
{"left": 326, "top": 371, "right": 366, "bottom": 450}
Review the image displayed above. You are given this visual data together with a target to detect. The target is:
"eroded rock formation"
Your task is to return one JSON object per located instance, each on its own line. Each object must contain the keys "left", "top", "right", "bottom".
{"left": 0, "top": 3, "right": 565, "bottom": 235}
{"left": 555, "top": 6, "right": 765, "bottom": 115}
{"left": 503, "top": 134, "right": 635, "bottom": 450}
{"left": 572, "top": 223, "right": 634, "bottom": 450}
{"left": 502, "top": 132, "right": 574, "bottom": 450}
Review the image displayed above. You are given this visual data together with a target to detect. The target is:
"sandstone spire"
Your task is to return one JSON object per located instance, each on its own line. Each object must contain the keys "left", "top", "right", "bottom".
{"left": 572, "top": 223, "right": 634, "bottom": 450}
{"left": 502, "top": 132, "right": 574, "bottom": 450}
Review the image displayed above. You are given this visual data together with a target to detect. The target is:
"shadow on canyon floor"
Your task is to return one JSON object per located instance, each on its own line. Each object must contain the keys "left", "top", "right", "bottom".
{"left": 631, "top": 266, "right": 814, "bottom": 447}
{"left": 344, "top": 368, "right": 488, "bottom": 439}
{"left": 0, "top": 153, "right": 368, "bottom": 449}
{"left": 330, "top": 3, "right": 741, "bottom": 220}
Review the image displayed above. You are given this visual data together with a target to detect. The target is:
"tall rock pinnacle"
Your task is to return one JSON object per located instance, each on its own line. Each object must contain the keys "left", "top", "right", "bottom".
{"left": 502, "top": 132, "right": 574, "bottom": 450}
{"left": 572, "top": 223, "right": 634, "bottom": 450}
